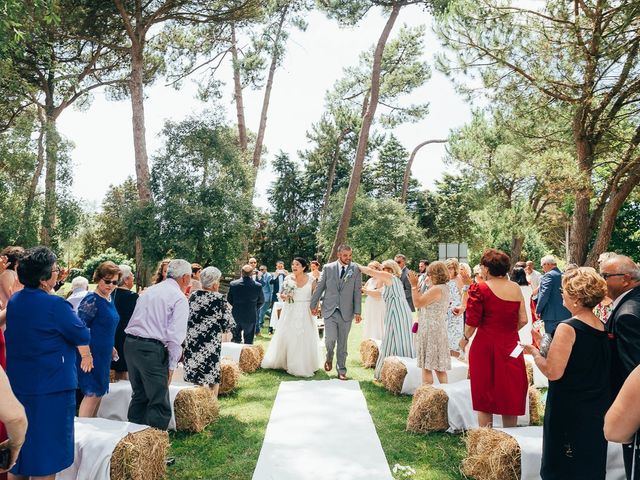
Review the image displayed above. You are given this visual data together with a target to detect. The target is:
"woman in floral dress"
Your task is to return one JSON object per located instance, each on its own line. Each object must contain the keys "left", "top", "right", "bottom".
{"left": 183, "top": 266, "right": 235, "bottom": 398}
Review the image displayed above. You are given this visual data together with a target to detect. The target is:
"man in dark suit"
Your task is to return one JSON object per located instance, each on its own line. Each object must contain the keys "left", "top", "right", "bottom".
{"left": 535, "top": 255, "right": 571, "bottom": 335}
{"left": 228, "top": 264, "right": 264, "bottom": 345}
{"left": 394, "top": 253, "right": 415, "bottom": 312}
{"left": 600, "top": 255, "right": 640, "bottom": 479}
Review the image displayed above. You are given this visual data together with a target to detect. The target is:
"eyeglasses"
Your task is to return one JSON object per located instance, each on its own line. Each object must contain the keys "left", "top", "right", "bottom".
{"left": 102, "top": 279, "right": 118, "bottom": 285}
{"left": 601, "top": 273, "right": 626, "bottom": 280}
{"left": 52, "top": 266, "right": 61, "bottom": 273}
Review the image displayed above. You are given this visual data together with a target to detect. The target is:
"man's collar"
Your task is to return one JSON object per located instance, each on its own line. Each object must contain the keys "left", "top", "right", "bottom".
{"left": 612, "top": 288, "right": 635, "bottom": 310}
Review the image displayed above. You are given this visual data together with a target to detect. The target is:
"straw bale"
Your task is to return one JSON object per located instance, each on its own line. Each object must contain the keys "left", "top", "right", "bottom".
{"left": 528, "top": 386, "right": 543, "bottom": 426}
{"left": 174, "top": 386, "right": 219, "bottom": 432}
{"left": 462, "top": 427, "right": 520, "bottom": 480}
{"left": 254, "top": 343, "right": 265, "bottom": 363}
{"left": 525, "top": 361, "right": 534, "bottom": 385}
{"left": 380, "top": 357, "right": 407, "bottom": 395}
{"left": 110, "top": 427, "right": 169, "bottom": 480}
{"left": 359, "top": 340, "right": 379, "bottom": 368}
{"left": 219, "top": 358, "right": 241, "bottom": 395}
{"left": 406, "top": 384, "right": 450, "bottom": 433}
{"left": 109, "top": 370, "right": 117, "bottom": 383}
{"left": 239, "top": 345, "right": 262, "bottom": 373}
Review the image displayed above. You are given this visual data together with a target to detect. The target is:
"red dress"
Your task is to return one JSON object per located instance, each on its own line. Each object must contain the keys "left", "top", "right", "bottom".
{"left": 466, "top": 282, "right": 528, "bottom": 416}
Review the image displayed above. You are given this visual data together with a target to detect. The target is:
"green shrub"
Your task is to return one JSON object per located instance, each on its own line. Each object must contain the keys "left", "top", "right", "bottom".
{"left": 81, "top": 248, "right": 134, "bottom": 281}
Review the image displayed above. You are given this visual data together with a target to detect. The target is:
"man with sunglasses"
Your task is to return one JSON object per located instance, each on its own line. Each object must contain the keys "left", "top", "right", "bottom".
{"left": 600, "top": 255, "right": 640, "bottom": 479}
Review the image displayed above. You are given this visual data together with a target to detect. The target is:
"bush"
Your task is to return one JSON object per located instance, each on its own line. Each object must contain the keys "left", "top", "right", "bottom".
{"left": 82, "top": 248, "right": 135, "bottom": 281}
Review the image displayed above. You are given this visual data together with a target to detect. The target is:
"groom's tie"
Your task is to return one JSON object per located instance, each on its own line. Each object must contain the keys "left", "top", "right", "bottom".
{"left": 340, "top": 265, "right": 346, "bottom": 279}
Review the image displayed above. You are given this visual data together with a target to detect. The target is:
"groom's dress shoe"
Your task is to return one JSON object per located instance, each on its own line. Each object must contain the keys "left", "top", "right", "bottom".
{"left": 338, "top": 374, "right": 347, "bottom": 381}
{"left": 324, "top": 361, "right": 332, "bottom": 372}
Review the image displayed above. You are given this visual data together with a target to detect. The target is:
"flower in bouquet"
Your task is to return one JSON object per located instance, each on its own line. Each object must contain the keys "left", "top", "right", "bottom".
{"left": 281, "top": 276, "right": 296, "bottom": 303}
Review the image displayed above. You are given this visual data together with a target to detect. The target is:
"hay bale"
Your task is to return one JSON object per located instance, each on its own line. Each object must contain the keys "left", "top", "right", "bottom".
{"left": 525, "top": 361, "right": 534, "bottom": 386}
{"left": 528, "top": 386, "right": 543, "bottom": 426}
{"left": 380, "top": 357, "right": 407, "bottom": 395}
{"left": 110, "top": 427, "right": 169, "bottom": 480}
{"left": 406, "top": 384, "right": 450, "bottom": 433}
{"left": 239, "top": 345, "right": 262, "bottom": 373}
{"left": 174, "top": 387, "right": 219, "bottom": 432}
{"left": 110, "top": 369, "right": 117, "bottom": 383}
{"left": 219, "top": 358, "right": 241, "bottom": 395}
{"left": 254, "top": 343, "right": 265, "bottom": 363}
{"left": 359, "top": 340, "right": 379, "bottom": 368}
{"left": 462, "top": 428, "right": 520, "bottom": 480}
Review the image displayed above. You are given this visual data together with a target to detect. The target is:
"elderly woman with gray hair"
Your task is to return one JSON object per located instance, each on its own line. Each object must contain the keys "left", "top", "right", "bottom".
{"left": 183, "top": 266, "right": 235, "bottom": 398}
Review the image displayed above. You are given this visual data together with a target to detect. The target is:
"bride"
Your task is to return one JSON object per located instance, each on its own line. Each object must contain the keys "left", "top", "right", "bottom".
{"left": 261, "top": 257, "right": 322, "bottom": 377}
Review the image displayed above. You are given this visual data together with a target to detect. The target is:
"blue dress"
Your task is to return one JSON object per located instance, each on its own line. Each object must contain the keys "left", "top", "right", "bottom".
{"left": 76, "top": 293, "right": 120, "bottom": 397}
{"left": 5, "top": 288, "right": 90, "bottom": 476}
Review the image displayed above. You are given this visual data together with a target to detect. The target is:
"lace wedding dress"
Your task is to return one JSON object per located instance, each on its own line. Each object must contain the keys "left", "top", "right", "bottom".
{"left": 261, "top": 275, "right": 322, "bottom": 377}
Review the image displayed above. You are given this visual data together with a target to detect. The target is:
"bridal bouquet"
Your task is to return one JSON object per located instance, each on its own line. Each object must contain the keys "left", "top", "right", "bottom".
{"left": 281, "top": 276, "right": 296, "bottom": 303}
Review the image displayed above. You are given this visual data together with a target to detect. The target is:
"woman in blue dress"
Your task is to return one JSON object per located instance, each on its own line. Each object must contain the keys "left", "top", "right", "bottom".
{"left": 77, "top": 261, "right": 121, "bottom": 417}
{"left": 5, "top": 246, "right": 91, "bottom": 479}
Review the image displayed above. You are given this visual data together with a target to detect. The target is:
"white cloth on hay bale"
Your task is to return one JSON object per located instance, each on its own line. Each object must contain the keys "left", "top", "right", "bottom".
{"left": 221, "top": 342, "right": 246, "bottom": 363}
{"left": 494, "top": 426, "right": 625, "bottom": 480}
{"left": 523, "top": 354, "right": 549, "bottom": 388}
{"left": 97, "top": 380, "right": 192, "bottom": 431}
{"left": 398, "top": 356, "right": 468, "bottom": 395}
{"left": 56, "top": 417, "right": 147, "bottom": 480}
{"left": 438, "top": 379, "right": 530, "bottom": 433}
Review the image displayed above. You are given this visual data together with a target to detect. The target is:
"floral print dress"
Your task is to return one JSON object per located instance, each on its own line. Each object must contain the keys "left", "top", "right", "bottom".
{"left": 183, "top": 290, "right": 235, "bottom": 385}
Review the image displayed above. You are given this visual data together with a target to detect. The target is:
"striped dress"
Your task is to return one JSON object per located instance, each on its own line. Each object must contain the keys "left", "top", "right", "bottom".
{"left": 375, "top": 276, "right": 416, "bottom": 379}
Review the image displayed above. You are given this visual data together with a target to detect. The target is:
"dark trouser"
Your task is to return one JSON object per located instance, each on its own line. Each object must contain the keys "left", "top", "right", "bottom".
{"left": 124, "top": 336, "right": 171, "bottom": 430}
{"left": 233, "top": 321, "right": 256, "bottom": 344}
{"left": 256, "top": 300, "right": 272, "bottom": 333}
{"left": 623, "top": 436, "right": 640, "bottom": 480}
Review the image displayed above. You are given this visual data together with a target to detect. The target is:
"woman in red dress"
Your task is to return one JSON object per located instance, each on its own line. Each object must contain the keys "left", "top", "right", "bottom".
{"left": 459, "top": 249, "right": 528, "bottom": 428}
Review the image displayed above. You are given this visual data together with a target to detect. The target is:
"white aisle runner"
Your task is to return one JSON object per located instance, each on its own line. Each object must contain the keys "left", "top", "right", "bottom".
{"left": 253, "top": 379, "right": 393, "bottom": 480}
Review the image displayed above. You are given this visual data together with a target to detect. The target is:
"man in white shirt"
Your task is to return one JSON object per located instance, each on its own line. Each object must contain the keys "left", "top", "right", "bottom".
{"left": 124, "top": 259, "right": 191, "bottom": 430}
{"left": 525, "top": 260, "right": 542, "bottom": 299}
{"left": 66, "top": 275, "right": 89, "bottom": 312}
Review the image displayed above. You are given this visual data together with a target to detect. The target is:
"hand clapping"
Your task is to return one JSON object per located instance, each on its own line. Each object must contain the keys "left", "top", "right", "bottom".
{"left": 407, "top": 270, "right": 419, "bottom": 287}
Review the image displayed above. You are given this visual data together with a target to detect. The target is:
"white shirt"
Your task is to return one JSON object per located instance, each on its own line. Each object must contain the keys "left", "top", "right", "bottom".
{"left": 66, "top": 289, "right": 88, "bottom": 312}
{"left": 527, "top": 270, "right": 542, "bottom": 290}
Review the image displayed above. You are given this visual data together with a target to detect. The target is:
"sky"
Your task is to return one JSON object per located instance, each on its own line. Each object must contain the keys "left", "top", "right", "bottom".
{"left": 56, "top": 4, "right": 472, "bottom": 212}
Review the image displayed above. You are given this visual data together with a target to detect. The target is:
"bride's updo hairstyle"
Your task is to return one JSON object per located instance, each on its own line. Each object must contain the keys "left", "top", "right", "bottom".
{"left": 293, "top": 257, "right": 308, "bottom": 272}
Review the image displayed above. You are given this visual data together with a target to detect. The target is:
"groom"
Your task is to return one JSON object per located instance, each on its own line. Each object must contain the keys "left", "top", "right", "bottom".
{"left": 311, "top": 244, "right": 362, "bottom": 380}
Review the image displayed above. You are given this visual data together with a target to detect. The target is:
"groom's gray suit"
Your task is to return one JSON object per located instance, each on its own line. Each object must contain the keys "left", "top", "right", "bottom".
{"left": 310, "top": 261, "right": 362, "bottom": 376}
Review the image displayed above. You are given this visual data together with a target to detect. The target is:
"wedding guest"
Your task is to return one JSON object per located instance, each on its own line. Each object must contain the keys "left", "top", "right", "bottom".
{"left": 5, "top": 246, "right": 91, "bottom": 478}
{"left": 310, "top": 260, "right": 321, "bottom": 282}
{"left": 228, "top": 265, "right": 264, "bottom": 345}
{"left": 0, "top": 246, "right": 24, "bottom": 308}
{"left": 600, "top": 254, "right": 640, "bottom": 477}
{"left": 256, "top": 265, "right": 273, "bottom": 335}
{"left": 524, "top": 267, "right": 610, "bottom": 479}
{"left": 77, "top": 262, "right": 121, "bottom": 417}
{"left": 191, "top": 263, "right": 203, "bottom": 291}
{"left": 269, "top": 261, "right": 288, "bottom": 333}
{"left": 446, "top": 258, "right": 466, "bottom": 357}
{"left": 359, "top": 260, "right": 415, "bottom": 380}
{"left": 460, "top": 249, "right": 528, "bottom": 428}
{"left": 605, "top": 364, "right": 640, "bottom": 474}
{"left": 66, "top": 275, "right": 89, "bottom": 312}
{"left": 512, "top": 266, "right": 533, "bottom": 344}
{"left": 248, "top": 257, "right": 258, "bottom": 280}
{"left": 536, "top": 255, "right": 571, "bottom": 335}
{"left": 184, "top": 267, "right": 235, "bottom": 399}
{"left": 111, "top": 264, "right": 139, "bottom": 381}
{"left": 394, "top": 254, "right": 414, "bottom": 312}
{"left": 125, "top": 259, "right": 191, "bottom": 430}
{"left": 525, "top": 260, "right": 542, "bottom": 301}
{"left": 362, "top": 261, "right": 385, "bottom": 342}
{"left": 152, "top": 259, "right": 171, "bottom": 285}
{"left": 417, "top": 260, "right": 430, "bottom": 292}
{"left": 0, "top": 367, "right": 27, "bottom": 476}
{"left": 409, "top": 261, "right": 451, "bottom": 385}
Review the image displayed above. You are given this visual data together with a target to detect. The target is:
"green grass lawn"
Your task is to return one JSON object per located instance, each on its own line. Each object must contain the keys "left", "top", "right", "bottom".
{"left": 168, "top": 321, "right": 467, "bottom": 480}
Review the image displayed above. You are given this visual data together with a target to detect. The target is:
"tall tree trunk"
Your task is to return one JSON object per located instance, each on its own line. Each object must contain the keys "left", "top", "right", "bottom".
{"left": 401, "top": 138, "right": 447, "bottom": 204}
{"left": 231, "top": 24, "right": 248, "bottom": 153}
{"left": 40, "top": 106, "right": 59, "bottom": 246}
{"left": 510, "top": 235, "right": 525, "bottom": 268}
{"left": 18, "top": 109, "right": 46, "bottom": 243}
{"left": 252, "top": 6, "right": 288, "bottom": 169}
{"left": 329, "top": 3, "right": 402, "bottom": 261}
{"left": 585, "top": 164, "right": 640, "bottom": 266}
{"left": 320, "top": 127, "right": 350, "bottom": 218}
{"left": 568, "top": 123, "right": 594, "bottom": 265}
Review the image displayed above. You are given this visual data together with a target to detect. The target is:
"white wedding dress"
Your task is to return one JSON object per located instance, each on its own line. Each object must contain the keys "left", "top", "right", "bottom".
{"left": 261, "top": 275, "right": 322, "bottom": 377}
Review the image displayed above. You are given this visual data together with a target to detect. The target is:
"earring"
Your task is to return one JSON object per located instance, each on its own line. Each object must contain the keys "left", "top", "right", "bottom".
{"left": 573, "top": 303, "right": 578, "bottom": 307}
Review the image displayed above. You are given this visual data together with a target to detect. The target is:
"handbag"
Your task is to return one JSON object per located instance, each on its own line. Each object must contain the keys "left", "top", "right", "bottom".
{"left": 411, "top": 322, "right": 418, "bottom": 334}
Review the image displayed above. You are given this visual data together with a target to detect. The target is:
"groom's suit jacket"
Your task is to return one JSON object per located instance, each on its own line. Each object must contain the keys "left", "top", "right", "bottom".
{"left": 310, "top": 261, "right": 362, "bottom": 321}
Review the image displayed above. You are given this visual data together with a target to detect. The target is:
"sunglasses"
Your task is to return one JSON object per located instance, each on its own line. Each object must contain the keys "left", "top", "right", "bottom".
{"left": 601, "top": 272, "right": 625, "bottom": 280}
{"left": 102, "top": 279, "right": 118, "bottom": 285}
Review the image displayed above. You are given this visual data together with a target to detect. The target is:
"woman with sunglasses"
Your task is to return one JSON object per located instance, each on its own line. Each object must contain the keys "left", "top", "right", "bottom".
{"left": 76, "top": 261, "right": 121, "bottom": 417}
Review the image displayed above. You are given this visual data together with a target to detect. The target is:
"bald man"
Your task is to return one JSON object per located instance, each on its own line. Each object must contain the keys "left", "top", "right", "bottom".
{"left": 600, "top": 254, "right": 640, "bottom": 478}
{"left": 228, "top": 264, "right": 264, "bottom": 344}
